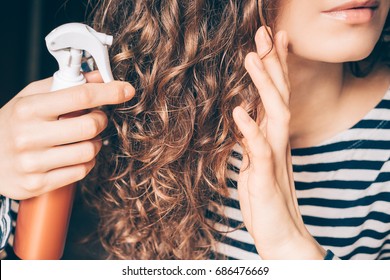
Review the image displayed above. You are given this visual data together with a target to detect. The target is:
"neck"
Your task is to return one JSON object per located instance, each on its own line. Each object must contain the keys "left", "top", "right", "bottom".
{"left": 288, "top": 55, "right": 345, "bottom": 148}
{"left": 288, "top": 55, "right": 390, "bottom": 149}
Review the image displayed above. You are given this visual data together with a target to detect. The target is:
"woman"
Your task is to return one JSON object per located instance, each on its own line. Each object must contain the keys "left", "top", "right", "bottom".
{"left": 0, "top": 0, "right": 389, "bottom": 259}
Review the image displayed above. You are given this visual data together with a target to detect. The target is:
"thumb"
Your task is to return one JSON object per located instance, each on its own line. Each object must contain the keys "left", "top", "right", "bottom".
{"left": 84, "top": 70, "right": 104, "bottom": 83}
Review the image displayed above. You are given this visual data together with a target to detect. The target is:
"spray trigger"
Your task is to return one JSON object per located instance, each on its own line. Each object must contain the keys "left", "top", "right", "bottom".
{"left": 45, "top": 23, "right": 114, "bottom": 91}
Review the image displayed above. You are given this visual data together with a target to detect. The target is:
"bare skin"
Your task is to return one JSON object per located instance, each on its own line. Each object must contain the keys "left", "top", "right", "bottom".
{"left": 289, "top": 60, "right": 390, "bottom": 149}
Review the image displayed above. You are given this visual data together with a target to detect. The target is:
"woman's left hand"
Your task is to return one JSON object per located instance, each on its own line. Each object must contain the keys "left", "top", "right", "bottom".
{"left": 232, "top": 26, "right": 326, "bottom": 259}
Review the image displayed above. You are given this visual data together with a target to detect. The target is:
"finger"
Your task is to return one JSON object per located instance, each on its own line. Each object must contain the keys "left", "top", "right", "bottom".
{"left": 15, "top": 110, "right": 108, "bottom": 149}
{"left": 245, "top": 54, "right": 290, "bottom": 167}
{"left": 285, "top": 145, "right": 302, "bottom": 221}
{"left": 18, "top": 138, "right": 102, "bottom": 173}
{"left": 274, "top": 31, "right": 289, "bottom": 83}
{"left": 232, "top": 106, "right": 274, "bottom": 178}
{"left": 41, "top": 158, "right": 96, "bottom": 194}
{"left": 255, "top": 26, "right": 290, "bottom": 105}
{"left": 17, "top": 70, "right": 104, "bottom": 100}
{"left": 244, "top": 53, "right": 290, "bottom": 130}
{"left": 84, "top": 70, "right": 104, "bottom": 83}
{"left": 236, "top": 150, "right": 253, "bottom": 233}
{"left": 233, "top": 106, "right": 284, "bottom": 240}
{"left": 48, "top": 109, "right": 108, "bottom": 146}
{"left": 274, "top": 31, "right": 290, "bottom": 103}
{"left": 25, "top": 81, "right": 134, "bottom": 120}
{"left": 233, "top": 106, "right": 272, "bottom": 237}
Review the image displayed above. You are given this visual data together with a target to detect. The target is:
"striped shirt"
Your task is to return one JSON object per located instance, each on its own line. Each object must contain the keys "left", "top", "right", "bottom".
{"left": 210, "top": 87, "right": 390, "bottom": 260}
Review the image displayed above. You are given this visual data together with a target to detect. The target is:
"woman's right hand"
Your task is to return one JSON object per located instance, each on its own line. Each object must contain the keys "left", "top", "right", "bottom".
{"left": 0, "top": 71, "right": 135, "bottom": 200}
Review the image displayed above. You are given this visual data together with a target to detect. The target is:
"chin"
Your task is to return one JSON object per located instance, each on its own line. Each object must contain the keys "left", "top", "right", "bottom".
{"left": 323, "top": 48, "right": 376, "bottom": 63}
{"left": 292, "top": 41, "right": 378, "bottom": 64}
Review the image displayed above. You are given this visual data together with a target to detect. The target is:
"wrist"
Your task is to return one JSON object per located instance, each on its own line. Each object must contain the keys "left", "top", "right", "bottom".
{"left": 258, "top": 230, "right": 326, "bottom": 260}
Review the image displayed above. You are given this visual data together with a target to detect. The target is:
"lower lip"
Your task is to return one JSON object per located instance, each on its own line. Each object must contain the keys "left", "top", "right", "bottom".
{"left": 322, "top": 8, "right": 377, "bottom": 24}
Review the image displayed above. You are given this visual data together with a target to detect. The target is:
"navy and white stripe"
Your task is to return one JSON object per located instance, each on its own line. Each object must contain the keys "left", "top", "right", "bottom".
{"left": 0, "top": 198, "right": 18, "bottom": 259}
{"left": 211, "top": 87, "right": 390, "bottom": 260}
{"left": 0, "top": 196, "right": 11, "bottom": 249}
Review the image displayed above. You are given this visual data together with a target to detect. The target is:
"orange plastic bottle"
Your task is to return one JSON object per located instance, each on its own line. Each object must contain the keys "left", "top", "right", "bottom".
{"left": 14, "top": 184, "right": 76, "bottom": 259}
{"left": 13, "top": 23, "right": 114, "bottom": 260}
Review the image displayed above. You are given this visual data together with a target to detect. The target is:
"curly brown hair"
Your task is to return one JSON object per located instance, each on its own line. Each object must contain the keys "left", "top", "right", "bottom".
{"left": 82, "top": 0, "right": 389, "bottom": 260}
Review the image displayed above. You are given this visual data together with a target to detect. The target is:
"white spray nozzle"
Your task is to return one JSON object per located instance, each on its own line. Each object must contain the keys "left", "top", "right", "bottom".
{"left": 46, "top": 23, "right": 114, "bottom": 88}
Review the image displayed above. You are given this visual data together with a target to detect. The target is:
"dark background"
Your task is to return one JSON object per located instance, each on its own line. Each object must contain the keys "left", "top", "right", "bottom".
{"left": 0, "top": 0, "right": 92, "bottom": 107}
{"left": 1, "top": 0, "right": 102, "bottom": 259}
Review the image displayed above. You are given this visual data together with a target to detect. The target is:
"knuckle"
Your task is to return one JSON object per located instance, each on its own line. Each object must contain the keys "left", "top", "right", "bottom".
{"left": 77, "top": 159, "right": 96, "bottom": 180}
{"left": 244, "top": 52, "right": 258, "bottom": 69}
{"left": 76, "top": 85, "right": 94, "bottom": 106}
{"left": 13, "top": 134, "right": 31, "bottom": 152}
{"left": 18, "top": 154, "right": 39, "bottom": 173}
{"left": 23, "top": 175, "right": 44, "bottom": 193}
{"left": 13, "top": 99, "right": 32, "bottom": 119}
{"left": 81, "top": 117, "right": 100, "bottom": 139}
{"left": 96, "top": 110, "right": 108, "bottom": 129}
{"left": 80, "top": 142, "right": 98, "bottom": 162}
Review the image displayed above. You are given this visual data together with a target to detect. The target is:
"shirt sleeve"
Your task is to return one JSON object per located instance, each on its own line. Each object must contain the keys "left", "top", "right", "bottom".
{"left": 324, "top": 249, "right": 341, "bottom": 260}
{"left": 0, "top": 196, "right": 12, "bottom": 250}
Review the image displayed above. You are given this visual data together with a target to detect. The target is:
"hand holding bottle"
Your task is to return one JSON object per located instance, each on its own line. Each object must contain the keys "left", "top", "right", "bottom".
{"left": 0, "top": 71, "right": 135, "bottom": 200}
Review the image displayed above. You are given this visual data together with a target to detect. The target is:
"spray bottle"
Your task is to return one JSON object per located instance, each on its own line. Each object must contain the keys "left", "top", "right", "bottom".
{"left": 13, "top": 23, "right": 114, "bottom": 260}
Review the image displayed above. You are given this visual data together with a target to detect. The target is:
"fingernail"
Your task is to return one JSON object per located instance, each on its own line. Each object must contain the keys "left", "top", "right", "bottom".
{"left": 124, "top": 84, "right": 134, "bottom": 98}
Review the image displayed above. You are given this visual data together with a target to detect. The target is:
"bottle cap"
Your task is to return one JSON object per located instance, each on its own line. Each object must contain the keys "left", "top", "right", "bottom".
{"left": 45, "top": 23, "right": 114, "bottom": 85}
